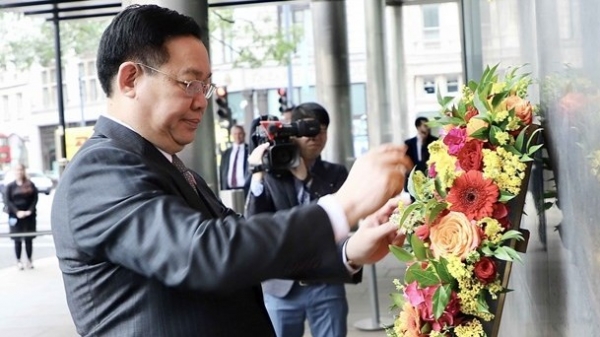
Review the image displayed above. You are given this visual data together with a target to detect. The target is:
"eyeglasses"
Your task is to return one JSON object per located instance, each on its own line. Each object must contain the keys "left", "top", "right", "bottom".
{"left": 136, "top": 63, "right": 216, "bottom": 99}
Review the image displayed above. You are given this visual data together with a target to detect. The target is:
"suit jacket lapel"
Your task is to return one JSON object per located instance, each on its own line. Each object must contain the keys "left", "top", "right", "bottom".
{"left": 93, "top": 116, "right": 215, "bottom": 215}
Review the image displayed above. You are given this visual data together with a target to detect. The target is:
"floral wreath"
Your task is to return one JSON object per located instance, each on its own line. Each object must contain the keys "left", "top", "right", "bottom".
{"left": 387, "top": 65, "right": 542, "bottom": 337}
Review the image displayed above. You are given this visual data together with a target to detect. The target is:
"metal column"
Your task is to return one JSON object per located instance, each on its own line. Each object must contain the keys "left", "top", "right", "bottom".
{"left": 125, "top": 0, "right": 218, "bottom": 193}
{"left": 310, "top": 0, "right": 354, "bottom": 168}
{"left": 52, "top": 5, "right": 68, "bottom": 173}
{"left": 365, "top": 0, "right": 391, "bottom": 147}
{"left": 385, "top": 1, "right": 409, "bottom": 144}
{"left": 459, "top": 0, "right": 484, "bottom": 82}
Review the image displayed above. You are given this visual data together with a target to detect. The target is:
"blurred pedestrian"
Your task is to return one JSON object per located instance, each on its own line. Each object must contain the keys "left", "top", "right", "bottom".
{"left": 3, "top": 164, "right": 38, "bottom": 270}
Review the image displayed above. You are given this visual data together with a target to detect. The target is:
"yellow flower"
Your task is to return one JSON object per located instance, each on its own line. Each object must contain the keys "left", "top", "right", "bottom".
{"left": 494, "top": 131, "right": 510, "bottom": 146}
{"left": 493, "top": 109, "right": 509, "bottom": 123}
{"left": 482, "top": 148, "right": 526, "bottom": 195}
{"left": 454, "top": 319, "right": 486, "bottom": 337}
{"left": 479, "top": 217, "right": 503, "bottom": 244}
{"left": 428, "top": 141, "right": 458, "bottom": 189}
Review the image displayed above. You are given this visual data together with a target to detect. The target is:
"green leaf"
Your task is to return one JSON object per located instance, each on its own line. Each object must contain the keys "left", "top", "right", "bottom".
{"left": 407, "top": 167, "right": 418, "bottom": 200}
{"left": 468, "top": 80, "right": 478, "bottom": 92}
{"left": 410, "top": 234, "right": 429, "bottom": 261}
{"left": 476, "top": 290, "right": 491, "bottom": 314}
{"left": 493, "top": 246, "right": 514, "bottom": 261}
{"left": 521, "top": 154, "right": 534, "bottom": 162}
{"left": 427, "top": 201, "right": 448, "bottom": 224}
{"left": 503, "top": 144, "right": 522, "bottom": 157}
{"left": 528, "top": 144, "right": 544, "bottom": 156}
{"left": 389, "top": 244, "right": 416, "bottom": 263}
{"left": 399, "top": 202, "right": 421, "bottom": 228}
{"left": 504, "top": 247, "right": 523, "bottom": 263}
{"left": 500, "top": 230, "right": 524, "bottom": 242}
{"left": 515, "top": 125, "right": 528, "bottom": 150}
{"left": 499, "top": 191, "right": 515, "bottom": 202}
{"left": 491, "top": 91, "right": 509, "bottom": 108}
{"left": 473, "top": 93, "right": 489, "bottom": 116}
{"left": 390, "top": 292, "right": 406, "bottom": 310}
{"left": 431, "top": 257, "right": 453, "bottom": 284}
{"left": 404, "top": 262, "right": 423, "bottom": 284}
{"left": 469, "top": 127, "right": 489, "bottom": 140}
{"left": 412, "top": 269, "right": 440, "bottom": 288}
{"left": 433, "top": 284, "right": 452, "bottom": 319}
{"left": 434, "top": 177, "right": 447, "bottom": 198}
{"left": 481, "top": 246, "right": 494, "bottom": 256}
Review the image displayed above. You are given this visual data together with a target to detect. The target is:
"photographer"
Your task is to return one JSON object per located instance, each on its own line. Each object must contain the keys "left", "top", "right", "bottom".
{"left": 245, "top": 102, "right": 353, "bottom": 337}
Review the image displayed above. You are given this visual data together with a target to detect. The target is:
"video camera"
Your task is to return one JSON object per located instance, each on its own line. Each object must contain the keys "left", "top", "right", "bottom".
{"left": 252, "top": 118, "right": 321, "bottom": 172}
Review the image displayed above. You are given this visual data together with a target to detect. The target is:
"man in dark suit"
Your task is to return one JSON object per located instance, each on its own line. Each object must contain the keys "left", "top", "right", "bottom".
{"left": 246, "top": 103, "right": 355, "bottom": 337}
{"left": 219, "top": 125, "right": 248, "bottom": 191}
{"left": 50, "top": 5, "right": 410, "bottom": 337}
{"left": 404, "top": 117, "right": 438, "bottom": 174}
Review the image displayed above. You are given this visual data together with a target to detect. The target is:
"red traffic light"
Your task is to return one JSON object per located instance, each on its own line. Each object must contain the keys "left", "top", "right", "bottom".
{"left": 277, "top": 88, "right": 287, "bottom": 97}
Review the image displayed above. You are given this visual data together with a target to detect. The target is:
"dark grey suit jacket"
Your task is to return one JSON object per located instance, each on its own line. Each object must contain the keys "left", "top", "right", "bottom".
{"left": 245, "top": 159, "right": 361, "bottom": 297}
{"left": 51, "top": 116, "right": 354, "bottom": 337}
{"left": 219, "top": 143, "right": 248, "bottom": 190}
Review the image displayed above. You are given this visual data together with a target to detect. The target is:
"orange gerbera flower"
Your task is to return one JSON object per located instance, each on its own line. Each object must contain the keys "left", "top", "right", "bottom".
{"left": 446, "top": 170, "right": 499, "bottom": 220}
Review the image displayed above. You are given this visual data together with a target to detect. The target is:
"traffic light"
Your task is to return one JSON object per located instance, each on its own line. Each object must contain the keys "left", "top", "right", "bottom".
{"left": 215, "top": 86, "right": 232, "bottom": 129}
{"left": 277, "top": 88, "right": 288, "bottom": 113}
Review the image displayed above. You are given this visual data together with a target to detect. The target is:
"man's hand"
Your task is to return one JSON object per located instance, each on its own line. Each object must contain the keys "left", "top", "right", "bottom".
{"left": 345, "top": 198, "right": 407, "bottom": 266}
{"left": 332, "top": 143, "right": 412, "bottom": 226}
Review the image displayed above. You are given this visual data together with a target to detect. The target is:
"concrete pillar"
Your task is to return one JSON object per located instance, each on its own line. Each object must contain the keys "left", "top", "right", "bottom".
{"left": 124, "top": 0, "right": 218, "bottom": 193}
{"left": 365, "top": 0, "right": 391, "bottom": 147}
{"left": 459, "top": 0, "right": 484, "bottom": 82}
{"left": 385, "top": 2, "right": 409, "bottom": 144}
{"left": 256, "top": 89, "right": 269, "bottom": 116}
{"left": 310, "top": 0, "right": 354, "bottom": 167}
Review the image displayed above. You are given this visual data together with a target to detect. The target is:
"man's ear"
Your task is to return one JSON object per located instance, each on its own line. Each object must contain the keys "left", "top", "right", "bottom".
{"left": 116, "top": 62, "right": 140, "bottom": 98}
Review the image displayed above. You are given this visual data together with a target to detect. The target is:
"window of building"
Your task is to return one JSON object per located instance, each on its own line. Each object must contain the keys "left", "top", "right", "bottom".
{"left": 42, "top": 67, "right": 67, "bottom": 108}
{"left": 2, "top": 95, "right": 8, "bottom": 121}
{"left": 16, "top": 93, "right": 23, "bottom": 120}
{"left": 79, "top": 60, "right": 100, "bottom": 103}
{"left": 422, "top": 4, "right": 440, "bottom": 41}
{"left": 447, "top": 77, "right": 459, "bottom": 93}
{"left": 423, "top": 78, "right": 436, "bottom": 94}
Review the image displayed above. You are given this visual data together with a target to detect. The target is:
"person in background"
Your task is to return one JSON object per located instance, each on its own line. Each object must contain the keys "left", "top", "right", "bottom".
{"left": 3, "top": 164, "right": 38, "bottom": 270}
{"left": 404, "top": 117, "right": 438, "bottom": 174}
{"left": 281, "top": 106, "right": 294, "bottom": 124}
{"left": 246, "top": 102, "right": 353, "bottom": 337}
{"left": 219, "top": 125, "right": 248, "bottom": 191}
{"left": 51, "top": 5, "right": 411, "bottom": 336}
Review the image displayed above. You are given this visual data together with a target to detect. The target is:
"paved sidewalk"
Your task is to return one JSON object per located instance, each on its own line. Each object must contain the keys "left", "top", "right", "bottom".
{"left": 0, "top": 253, "right": 404, "bottom": 337}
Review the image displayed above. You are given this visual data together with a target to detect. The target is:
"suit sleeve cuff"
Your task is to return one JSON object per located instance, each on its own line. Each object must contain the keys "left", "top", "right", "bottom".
{"left": 317, "top": 194, "right": 349, "bottom": 243}
{"left": 342, "top": 239, "right": 362, "bottom": 274}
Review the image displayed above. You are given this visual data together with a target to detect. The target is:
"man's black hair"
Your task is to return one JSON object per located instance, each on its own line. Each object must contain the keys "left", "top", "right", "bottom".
{"left": 97, "top": 4, "right": 203, "bottom": 97}
{"left": 415, "top": 117, "right": 429, "bottom": 128}
{"left": 291, "top": 102, "right": 330, "bottom": 126}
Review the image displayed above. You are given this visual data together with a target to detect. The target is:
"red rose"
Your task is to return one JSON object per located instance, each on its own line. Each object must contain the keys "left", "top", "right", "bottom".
{"left": 473, "top": 257, "right": 497, "bottom": 284}
{"left": 457, "top": 140, "right": 483, "bottom": 171}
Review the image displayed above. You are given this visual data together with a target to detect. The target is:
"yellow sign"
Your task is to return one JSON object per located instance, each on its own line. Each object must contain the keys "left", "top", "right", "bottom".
{"left": 65, "top": 126, "right": 94, "bottom": 160}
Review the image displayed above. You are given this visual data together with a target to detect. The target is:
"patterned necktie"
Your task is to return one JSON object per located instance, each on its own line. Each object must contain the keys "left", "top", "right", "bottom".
{"left": 172, "top": 154, "right": 199, "bottom": 195}
{"left": 230, "top": 146, "right": 240, "bottom": 188}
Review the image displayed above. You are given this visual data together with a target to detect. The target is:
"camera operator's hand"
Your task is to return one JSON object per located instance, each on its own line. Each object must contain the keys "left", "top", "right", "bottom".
{"left": 332, "top": 143, "right": 412, "bottom": 227}
{"left": 248, "top": 143, "right": 269, "bottom": 181}
{"left": 248, "top": 143, "right": 269, "bottom": 167}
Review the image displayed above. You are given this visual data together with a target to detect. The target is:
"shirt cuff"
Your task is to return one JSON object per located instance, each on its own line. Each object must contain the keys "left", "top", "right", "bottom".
{"left": 342, "top": 239, "right": 362, "bottom": 274}
{"left": 317, "top": 194, "right": 349, "bottom": 243}
{"left": 249, "top": 179, "right": 264, "bottom": 197}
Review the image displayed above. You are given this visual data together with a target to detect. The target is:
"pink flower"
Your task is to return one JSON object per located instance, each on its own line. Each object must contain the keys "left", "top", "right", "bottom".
{"left": 443, "top": 127, "right": 467, "bottom": 155}
{"left": 428, "top": 163, "right": 438, "bottom": 178}
{"left": 414, "top": 225, "right": 430, "bottom": 241}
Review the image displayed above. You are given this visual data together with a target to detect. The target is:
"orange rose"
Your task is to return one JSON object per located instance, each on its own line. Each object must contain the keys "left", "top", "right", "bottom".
{"left": 429, "top": 212, "right": 481, "bottom": 260}
{"left": 505, "top": 95, "right": 533, "bottom": 125}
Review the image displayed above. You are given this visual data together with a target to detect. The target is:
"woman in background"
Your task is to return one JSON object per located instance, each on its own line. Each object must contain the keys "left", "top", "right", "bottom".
{"left": 3, "top": 164, "right": 38, "bottom": 270}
